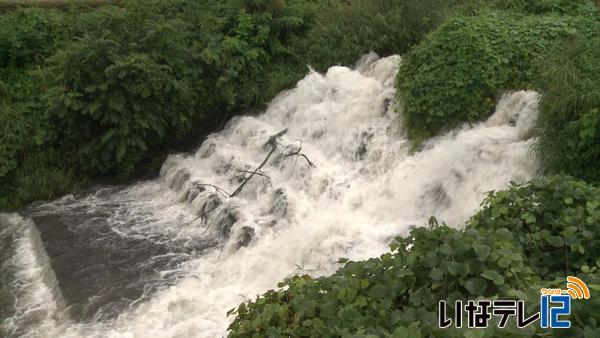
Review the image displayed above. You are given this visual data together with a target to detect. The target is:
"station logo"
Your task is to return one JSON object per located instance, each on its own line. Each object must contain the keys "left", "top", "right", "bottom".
{"left": 439, "top": 276, "right": 590, "bottom": 329}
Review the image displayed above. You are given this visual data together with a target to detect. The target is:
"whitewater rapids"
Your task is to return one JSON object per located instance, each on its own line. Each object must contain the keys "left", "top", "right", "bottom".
{"left": 0, "top": 54, "right": 540, "bottom": 337}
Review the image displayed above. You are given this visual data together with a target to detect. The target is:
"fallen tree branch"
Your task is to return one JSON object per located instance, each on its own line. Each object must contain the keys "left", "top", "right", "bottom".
{"left": 236, "top": 169, "right": 270, "bottom": 180}
{"left": 182, "top": 205, "right": 220, "bottom": 227}
{"left": 283, "top": 142, "right": 317, "bottom": 168}
{"left": 179, "top": 129, "right": 316, "bottom": 230}
{"left": 231, "top": 148, "right": 275, "bottom": 196}
{"left": 229, "top": 129, "right": 288, "bottom": 197}
{"left": 223, "top": 161, "right": 271, "bottom": 180}
{"left": 266, "top": 129, "right": 288, "bottom": 148}
{"left": 193, "top": 183, "right": 231, "bottom": 198}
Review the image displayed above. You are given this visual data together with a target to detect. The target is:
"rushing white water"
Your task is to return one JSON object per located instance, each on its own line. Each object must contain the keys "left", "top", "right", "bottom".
{"left": 1, "top": 54, "right": 540, "bottom": 337}
{"left": 0, "top": 214, "right": 69, "bottom": 337}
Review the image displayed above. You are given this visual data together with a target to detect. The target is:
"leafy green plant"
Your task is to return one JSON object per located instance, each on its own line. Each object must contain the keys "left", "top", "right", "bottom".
{"left": 534, "top": 35, "right": 600, "bottom": 183}
{"left": 0, "top": 81, "right": 74, "bottom": 210}
{"left": 0, "top": 8, "right": 66, "bottom": 68}
{"left": 491, "top": 0, "right": 596, "bottom": 15}
{"left": 468, "top": 176, "right": 600, "bottom": 279}
{"left": 200, "top": 0, "right": 319, "bottom": 109}
{"left": 43, "top": 9, "right": 198, "bottom": 174}
{"left": 0, "top": 7, "right": 75, "bottom": 209}
{"left": 0, "top": 0, "right": 325, "bottom": 208}
{"left": 396, "top": 11, "right": 595, "bottom": 144}
{"left": 290, "top": 0, "right": 456, "bottom": 73}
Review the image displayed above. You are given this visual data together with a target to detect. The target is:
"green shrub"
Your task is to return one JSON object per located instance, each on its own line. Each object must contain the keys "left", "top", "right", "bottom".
{"left": 468, "top": 176, "right": 600, "bottom": 280}
{"left": 2, "top": 0, "right": 508, "bottom": 209}
{"left": 1, "top": 151, "right": 75, "bottom": 210}
{"left": 291, "top": 0, "right": 456, "bottom": 72}
{"left": 534, "top": 35, "right": 600, "bottom": 183}
{"left": 39, "top": 0, "right": 322, "bottom": 176}
{"left": 0, "top": 0, "right": 324, "bottom": 209}
{"left": 0, "top": 84, "right": 75, "bottom": 210}
{"left": 200, "top": 0, "right": 320, "bottom": 109}
{"left": 227, "top": 176, "right": 600, "bottom": 337}
{"left": 491, "top": 0, "right": 596, "bottom": 15}
{"left": 42, "top": 7, "right": 198, "bottom": 174}
{"left": 0, "top": 8, "right": 66, "bottom": 68}
{"left": 396, "top": 12, "right": 593, "bottom": 143}
{"left": 0, "top": 8, "right": 74, "bottom": 209}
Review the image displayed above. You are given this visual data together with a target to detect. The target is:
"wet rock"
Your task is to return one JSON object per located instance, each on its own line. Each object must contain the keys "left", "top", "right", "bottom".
{"left": 430, "top": 185, "right": 451, "bottom": 207}
{"left": 267, "top": 189, "right": 288, "bottom": 219}
{"left": 199, "top": 193, "right": 221, "bottom": 214}
{"left": 356, "top": 142, "right": 368, "bottom": 160}
{"left": 199, "top": 142, "right": 216, "bottom": 159}
{"left": 186, "top": 183, "right": 206, "bottom": 203}
{"left": 451, "top": 170, "right": 465, "bottom": 183}
{"left": 170, "top": 169, "right": 190, "bottom": 192}
{"left": 419, "top": 184, "right": 451, "bottom": 210}
{"left": 382, "top": 98, "right": 392, "bottom": 115}
{"left": 355, "top": 130, "right": 374, "bottom": 161}
{"left": 236, "top": 226, "right": 255, "bottom": 247}
{"left": 212, "top": 208, "right": 238, "bottom": 238}
{"left": 311, "top": 129, "right": 325, "bottom": 140}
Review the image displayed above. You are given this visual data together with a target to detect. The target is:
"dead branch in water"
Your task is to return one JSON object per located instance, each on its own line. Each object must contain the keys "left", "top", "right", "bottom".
{"left": 230, "top": 129, "right": 288, "bottom": 197}
{"left": 182, "top": 205, "right": 221, "bottom": 227}
{"left": 283, "top": 141, "right": 317, "bottom": 168}
{"left": 223, "top": 161, "right": 271, "bottom": 180}
{"left": 185, "top": 129, "right": 317, "bottom": 227}
{"left": 193, "top": 183, "right": 231, "bottom": 198}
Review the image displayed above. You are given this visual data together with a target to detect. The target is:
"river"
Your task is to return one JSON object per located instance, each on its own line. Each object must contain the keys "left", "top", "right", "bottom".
{"left": 0, "top": 54, "right": 540, "bottom": 337}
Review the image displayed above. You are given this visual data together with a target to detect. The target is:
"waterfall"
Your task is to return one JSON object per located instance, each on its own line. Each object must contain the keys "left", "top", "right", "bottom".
{"left": 0, "top": 54, "right": 539, "bottom": 337}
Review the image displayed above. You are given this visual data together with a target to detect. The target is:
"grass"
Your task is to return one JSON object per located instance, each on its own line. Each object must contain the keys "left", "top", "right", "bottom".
{"left": 0, "top": 0, "right": 108, "bottom": 12}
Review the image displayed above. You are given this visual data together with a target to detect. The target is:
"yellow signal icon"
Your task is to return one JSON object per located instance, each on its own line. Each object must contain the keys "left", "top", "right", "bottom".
{"left": 565, "top": 276, "right": 590, "bottom": 300}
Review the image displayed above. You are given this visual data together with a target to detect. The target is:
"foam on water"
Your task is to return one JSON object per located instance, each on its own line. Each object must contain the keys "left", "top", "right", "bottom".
{"left": 2, "top": 54, "right": 540, "bottom": 337}
{"left": 0, "top": 214, "right": 69, "bottom": 337}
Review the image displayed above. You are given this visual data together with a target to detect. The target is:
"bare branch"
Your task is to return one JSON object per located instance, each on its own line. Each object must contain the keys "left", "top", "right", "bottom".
{"left": 236, "top": 169, "right": 271, "bottom": 180}
{"left": 283, "top": 145, "right": 317, "bottom": 168}
{"left": 231, "top": 147, "right": 277, "bottom": 197}
{"left": 231, "top": 129, "right": 288, "bottom": 197}
{"left": 182, "top": 204, "right": 220, "bottom": 227}
{"left": 223, "top": 161, "right": 271, "bottom": 180}
{"left": 265, "top": 129, "right": 288, "bottom": 147}
{"left": 193, "top": 183, "right": 231, "bottom": 198}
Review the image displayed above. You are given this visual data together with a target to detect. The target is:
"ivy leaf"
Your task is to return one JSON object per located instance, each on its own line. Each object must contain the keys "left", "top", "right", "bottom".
{"left": 429, "top": 268, "right": 445, "bottom": 281}
{"left": 481, "top": 270, "right": 505, "bottom": 285}
{"left": 368, "top": 284, "right": 388, "bottom": 299}
{"left": 447, "top": 261, "right": 470, "bottom": 276}
{"left": 360, "top": 279, "right": 369, "bottom": 289}
{"left": 464, "top": 278, "right": 487, "bottom": 295}
{"left": 473, "top": 244, "right": 491, "bottom": 261}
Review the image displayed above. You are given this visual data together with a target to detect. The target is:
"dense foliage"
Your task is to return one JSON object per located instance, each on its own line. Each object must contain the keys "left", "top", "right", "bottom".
{"left": 289, "top": 0, "right": 456, "bottom": 72}
{"left": 396, "top": 9, "right": 598, "bottom": 143}
{"left": 0, "top": 8, "right": 73, "bottom": 209}
{"left": 227, "top": 176, "right": 600, "bottom": 337}
{"left": 491, "top": 0, "right": 597, "bottom": 15}
{"left": 534, "top": 36, "right": 600, "bottom": 183}
{"left": 0, "top": 0, "right": 465, "bottom": 210}
{"left": 42, "top": 4, "right": 199, "bottom": 174}
{"left": 0, "top": 8, "right": 66, "bottom": 67}
{"left": 468, "top": 176, "right": 600, "bottom": 280}
{"left": 0, "top": 0, "right": 325, "bottom": 209}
